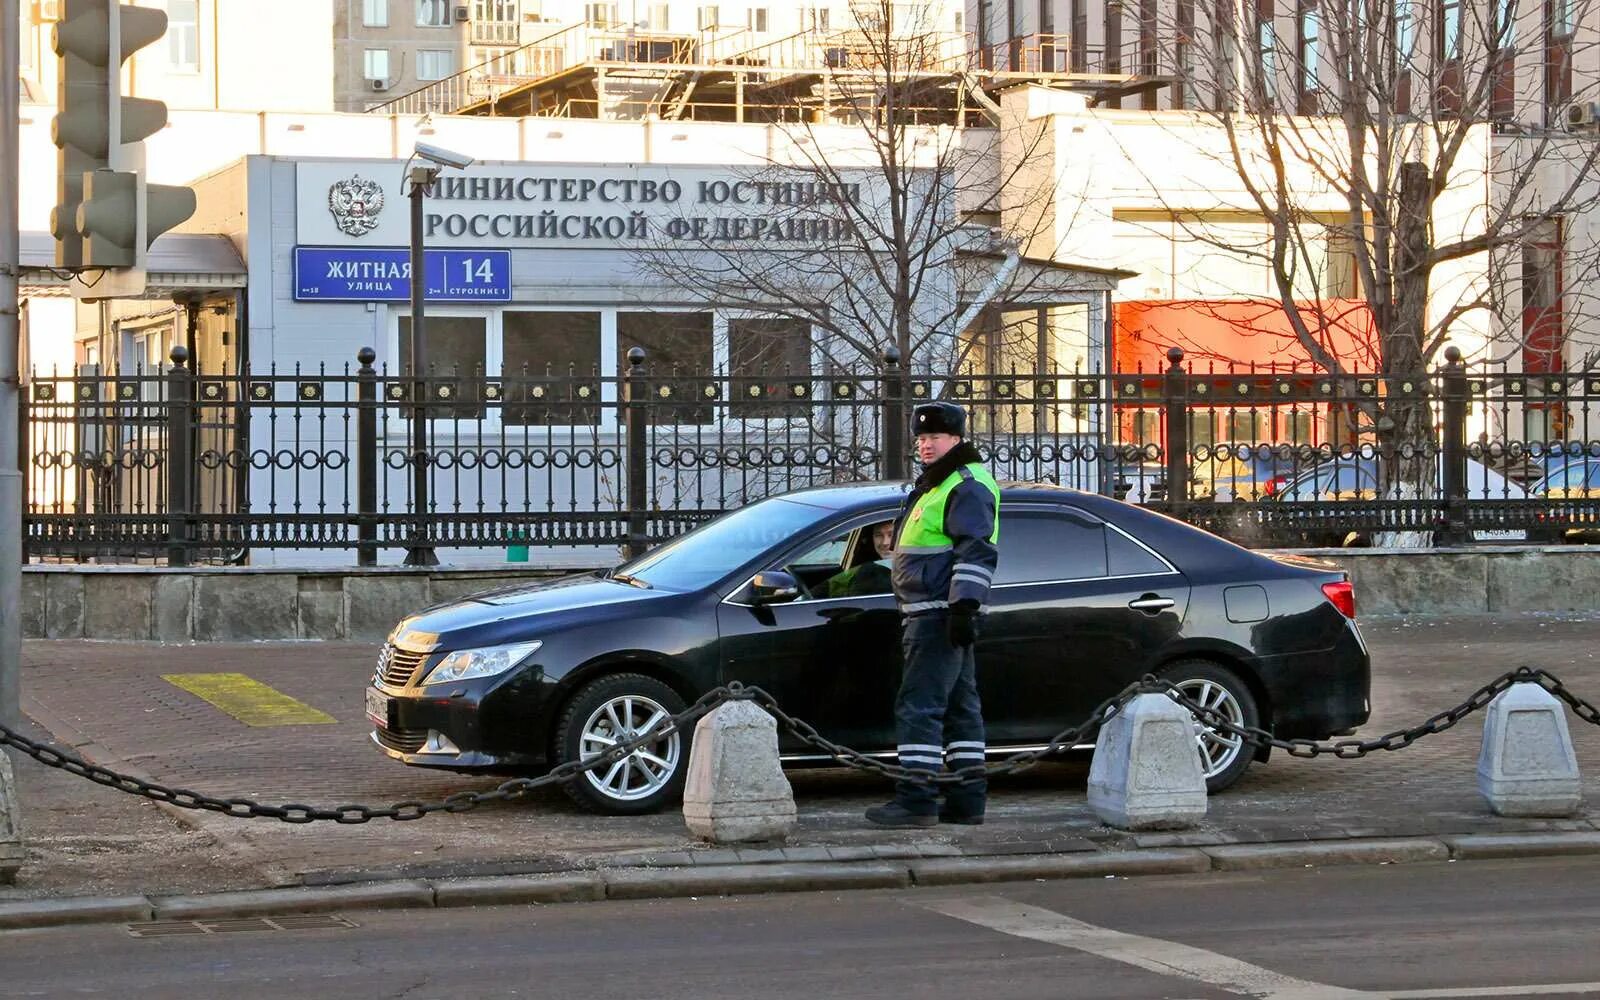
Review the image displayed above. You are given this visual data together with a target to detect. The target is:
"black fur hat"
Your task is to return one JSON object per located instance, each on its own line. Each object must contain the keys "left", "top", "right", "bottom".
{"left": 912, "top": 401, "right": 966, "bottom": 437}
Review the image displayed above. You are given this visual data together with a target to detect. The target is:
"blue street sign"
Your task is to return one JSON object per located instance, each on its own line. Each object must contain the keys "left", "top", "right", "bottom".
{"left": 293, "top": 247, "right": 512, "bottom": 302}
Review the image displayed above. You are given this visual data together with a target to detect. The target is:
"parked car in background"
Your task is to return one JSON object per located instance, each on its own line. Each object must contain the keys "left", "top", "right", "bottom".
{"left": 1191, "top": 444, "right": 1306, "bottom": 502}
{"left": 368, "top": 483, "right": 1371, "bottom": 814}
{"left": 1269, "top": 456, "right": 1528, "bottom": 546}
{"left": 1528, "top": 457, "right": 1600, "bottom": 542}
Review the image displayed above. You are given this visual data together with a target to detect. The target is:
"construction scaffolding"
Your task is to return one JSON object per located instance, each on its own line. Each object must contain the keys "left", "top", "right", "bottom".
{"left": 370, "top": 22, "right": 1176, "bottom": 124}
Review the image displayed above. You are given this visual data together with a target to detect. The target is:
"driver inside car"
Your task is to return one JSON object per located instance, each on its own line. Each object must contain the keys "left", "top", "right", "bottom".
{"left": 824, "top": 521, "right": 895, "bottom": 598}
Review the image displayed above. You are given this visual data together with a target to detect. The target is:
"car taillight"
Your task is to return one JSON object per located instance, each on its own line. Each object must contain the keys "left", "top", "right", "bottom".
{"left": 1322, "top": 580, "right": 1356, "bottom": 619}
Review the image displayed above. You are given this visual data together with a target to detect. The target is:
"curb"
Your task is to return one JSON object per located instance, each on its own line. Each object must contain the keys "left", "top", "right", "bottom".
{"left": 6, "top": 830, "right": 1600, "bottom": 932}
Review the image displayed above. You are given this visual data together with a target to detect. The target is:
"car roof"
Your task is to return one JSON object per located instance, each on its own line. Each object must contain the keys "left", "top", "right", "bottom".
{"left": 780, "top": 480, "right": 1110, "bottom": 511}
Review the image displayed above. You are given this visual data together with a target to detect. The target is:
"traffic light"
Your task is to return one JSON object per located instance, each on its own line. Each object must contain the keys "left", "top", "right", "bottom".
{"left": 50, "top": 0, "right": 196, "bottom": 284}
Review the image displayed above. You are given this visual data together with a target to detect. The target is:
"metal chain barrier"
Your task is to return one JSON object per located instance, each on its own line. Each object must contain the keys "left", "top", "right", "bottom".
{"left": 0, "top": 685, "right": 750, "bottom": 823}
{"left": 0, "top": 666, "right": 1597, "bottom": 822}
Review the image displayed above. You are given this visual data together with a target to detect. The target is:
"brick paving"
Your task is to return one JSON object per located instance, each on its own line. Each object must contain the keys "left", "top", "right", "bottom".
{"left": 6, "top": 612, "right": 1600, "bottom": 899}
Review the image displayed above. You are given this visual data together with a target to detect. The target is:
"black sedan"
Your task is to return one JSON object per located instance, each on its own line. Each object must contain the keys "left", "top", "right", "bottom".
{"left": 368, "top": 482, "right": 1370, "bottom": 814}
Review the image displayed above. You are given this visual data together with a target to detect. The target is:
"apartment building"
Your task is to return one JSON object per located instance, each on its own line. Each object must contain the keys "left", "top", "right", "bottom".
{"left": 16, "top": 0, "right": 334, "bottom": 111}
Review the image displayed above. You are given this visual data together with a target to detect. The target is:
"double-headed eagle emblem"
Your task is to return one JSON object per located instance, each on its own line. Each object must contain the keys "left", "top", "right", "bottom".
{"left": 328, "top": 174, "right": 385, "bottom": 237}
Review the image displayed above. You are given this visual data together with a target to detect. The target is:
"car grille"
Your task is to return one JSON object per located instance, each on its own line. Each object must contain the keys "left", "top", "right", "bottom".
{"left": 374, "top": 726, "right": 428, "bottom": 754}
{"left": 376, "top": 644, "right": 430, "bottom": 687}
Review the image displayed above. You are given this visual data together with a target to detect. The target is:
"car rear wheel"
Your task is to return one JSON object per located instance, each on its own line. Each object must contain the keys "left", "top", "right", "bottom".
{"left": 1156, "top": 660, "right": 1259, "bottom": 793}
{"left": 556, "top": 673, "right": 689, "bottom": 815}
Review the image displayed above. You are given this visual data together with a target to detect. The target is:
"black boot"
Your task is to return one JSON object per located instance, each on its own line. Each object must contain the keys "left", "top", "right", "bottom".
{"left": 938, "top": 807, "right": 985, "bottom": 826}
{"left": 864, "top": 801, "right": 937, "bottom": 828}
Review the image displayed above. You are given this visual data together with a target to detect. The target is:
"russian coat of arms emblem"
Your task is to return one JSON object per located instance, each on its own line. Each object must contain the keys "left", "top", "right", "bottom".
{"left": 327, "top": 175, "right": 385, "bottom": 237}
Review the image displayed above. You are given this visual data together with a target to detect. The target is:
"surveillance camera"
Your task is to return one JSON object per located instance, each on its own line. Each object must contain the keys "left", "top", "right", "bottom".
{"left": 413, "top": 142, "right": 474, "bottom": 171}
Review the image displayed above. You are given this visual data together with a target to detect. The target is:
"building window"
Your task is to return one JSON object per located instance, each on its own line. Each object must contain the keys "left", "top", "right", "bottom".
{"left": 585, "top": 2, "right": 617, "bottom": 25}
{"left": 1139, "top": 0, "right": 1158, "bottom": 109}
{"left": 648, "top": 4, "right": 670, "bottom": 30}
{"left": 1297, "top": 0, "right": 1320, "bottom": 113}
{"left": 1522, "top": 218, "right": 1564, "bottom": 374}
{"left": 728, "top": 318, "right": 811, "bottom": 418}
{"left": 417, "top": 0, "right": 451, "bottom": 27}
{"left": 697, "top": 5, "right": 721, "bottom": 29}
{"left": 363, "top": 0, "right": 389, "bottom": 27}
{"left": 1254, "top": 0, "right": 1278, "bottom": 102}
{"left": 1546, "top": 0, "right": 1575, "bottom": 124}
{"left": 1437, "top": 0, "right": 1462, "bottom": 60}
{"left": 397, "top": 316, "right": 489, "bottom": 420}
{"left": 808, "top": 6, "right": 830, "bottom": 31}
{"left": 502, "top": 311, "right": 602, "bottom": 426}
{"left": 1071, "top": 0, "right": 1087, "bottom": 71}
{"left": 167, "top": 0, "right": 199, "bottom": 72}
{"left": 1104, "top": 1, "right": 1122, "bottom": 75}
{"left": 1215, "top": 0, "right": 1238, "bottom": 110}
{"left": 954, "top": 9, "right": 964, "bottom": 30}
{"left": 1174, "top": 0, "right": 1195, "bottom": 108}
{"left": 416, "top": 49, "right": 456, "bottom": 79}
{"left": 749, "top": 7, "right": 768, "bottom": 31}
{"left": 619, "top": 312, "right": 714, "bottom": 424}
{"left": 364, "top": 48, "right": 390, "bottom": 80}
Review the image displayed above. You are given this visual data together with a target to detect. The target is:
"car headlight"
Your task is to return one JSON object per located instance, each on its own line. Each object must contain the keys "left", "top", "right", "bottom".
{"left": 422, "top": 640, "right": 542, "bottom": 685}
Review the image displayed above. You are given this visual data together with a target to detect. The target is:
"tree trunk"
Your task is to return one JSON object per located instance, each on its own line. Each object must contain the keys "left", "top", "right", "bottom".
{"left": 1374, "top": 162, "right": 1435, "bottom": 549}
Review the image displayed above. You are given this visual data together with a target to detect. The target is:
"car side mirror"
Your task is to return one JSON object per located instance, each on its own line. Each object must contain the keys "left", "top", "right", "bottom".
{"left": 750, "top": 571, "right": 801, "bottom": 604}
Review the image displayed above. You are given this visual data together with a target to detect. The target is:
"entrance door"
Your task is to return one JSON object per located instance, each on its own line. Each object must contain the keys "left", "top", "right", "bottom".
{"left": 715, "top": 513, "right": 905, "bottom": 753}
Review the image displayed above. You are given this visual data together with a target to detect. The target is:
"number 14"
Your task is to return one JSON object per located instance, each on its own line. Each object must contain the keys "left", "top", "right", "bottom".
{"left": 460, "top": 258, "right": 496, "bottom": 284}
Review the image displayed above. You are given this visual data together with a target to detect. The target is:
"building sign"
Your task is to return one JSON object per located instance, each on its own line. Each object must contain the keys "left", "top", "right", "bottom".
{"left": 295, "top": 162, "right": 873, "bottom": 251}
{"left": 293, "top": 247, "right": 511, "bottom": 302}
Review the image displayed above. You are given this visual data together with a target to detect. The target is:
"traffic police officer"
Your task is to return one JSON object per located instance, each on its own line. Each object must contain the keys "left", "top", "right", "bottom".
{"left": 866, "top": 401, "right": 999, "bottom": 828}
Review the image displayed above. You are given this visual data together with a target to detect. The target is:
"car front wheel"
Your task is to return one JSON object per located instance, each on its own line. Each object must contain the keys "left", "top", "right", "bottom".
{"left": 1156, "top": 660, "right": 1260, "bottom": 793}
{"left": 556, "top": 673, "right": 690, "bottom": 815}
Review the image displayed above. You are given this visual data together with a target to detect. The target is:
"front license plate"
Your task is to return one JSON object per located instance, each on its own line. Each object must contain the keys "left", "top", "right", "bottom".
{"left": 1474, "top": 529, "right": 1526, "bottom": 541}
{"left": 366, "top": 687, "right": 391, "bottom": 728}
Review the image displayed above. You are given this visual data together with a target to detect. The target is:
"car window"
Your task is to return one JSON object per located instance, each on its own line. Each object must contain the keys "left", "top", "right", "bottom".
{"left": 617, "top": 496, "right": 827, "bottom": 591}
{"left": 1107, "top": 528, "right": 1172, "bottom": 576}
{"left": 1587, "top": 463, "right": 1600, "bottom": 490}
{"left": 790, "top": 535, "right": 849, "bottom": 567}
{"left": 994, "top": 512, "right": 1108, "bottom": 585}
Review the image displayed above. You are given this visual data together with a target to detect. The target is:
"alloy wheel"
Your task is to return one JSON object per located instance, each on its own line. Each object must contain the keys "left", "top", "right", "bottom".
{"left": 1175, "top": 678, "right": 1247, "bottom": 780}
{"left": 578, "top": 694, "right": 681, "bottom": 802}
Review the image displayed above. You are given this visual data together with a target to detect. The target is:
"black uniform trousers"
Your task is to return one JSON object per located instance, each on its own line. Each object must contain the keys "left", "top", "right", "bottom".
{"left": 892, "top": 612, "right": 987, "bottom": 816}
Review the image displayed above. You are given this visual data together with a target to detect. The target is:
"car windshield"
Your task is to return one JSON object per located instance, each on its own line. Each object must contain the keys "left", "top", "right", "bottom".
{"left": 612, "top": 497, "right": 833, "bottom": 591}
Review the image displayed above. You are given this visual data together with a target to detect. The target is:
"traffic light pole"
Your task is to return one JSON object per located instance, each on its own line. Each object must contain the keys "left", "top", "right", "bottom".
{"left": 1, "top": 0, "right": 23, "bottom": 730}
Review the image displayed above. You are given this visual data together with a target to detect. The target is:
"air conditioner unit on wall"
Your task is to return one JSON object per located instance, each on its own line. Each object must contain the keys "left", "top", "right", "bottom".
{"left": 455, "top": 5, "right": 470, "bottom": 20}
{"left": 1563, "top": 101, "right": 1600, "bottom": 132}
{"left": 371, "top": 78, "right": 390, "bottom": 91}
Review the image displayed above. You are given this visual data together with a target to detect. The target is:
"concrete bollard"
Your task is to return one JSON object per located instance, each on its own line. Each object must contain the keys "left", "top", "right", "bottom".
{"left": 1087, "top": 693, "right": 1208, "bottom": 830}
{"left": 682, "top": 700, "right": 797, "bottom": 844}
{"left": 0, "top": 750, "right": 23, "bottom": 884}
{"left": 1478, "top": 682, "right": 1583, "bottom": 817}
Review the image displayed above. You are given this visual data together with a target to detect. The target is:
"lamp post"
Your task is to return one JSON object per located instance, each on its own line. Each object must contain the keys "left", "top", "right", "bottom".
{"left": 402, "top": 143, "right": 473, "bottom": 567}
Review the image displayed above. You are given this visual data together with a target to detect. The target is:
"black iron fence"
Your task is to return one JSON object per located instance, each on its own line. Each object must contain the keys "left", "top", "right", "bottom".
{"left": 20, "top": 344, "right": 1600, "bottom": 565}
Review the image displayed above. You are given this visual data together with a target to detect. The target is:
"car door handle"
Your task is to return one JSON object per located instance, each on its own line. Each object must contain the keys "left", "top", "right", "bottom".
{"left": 1128, "top": 595, "right": 1175, "bottom": 612}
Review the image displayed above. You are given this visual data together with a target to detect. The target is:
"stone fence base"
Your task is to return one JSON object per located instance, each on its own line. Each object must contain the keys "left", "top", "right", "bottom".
{"left": 19, "top": 545, "right": 1600, "bottom": 642}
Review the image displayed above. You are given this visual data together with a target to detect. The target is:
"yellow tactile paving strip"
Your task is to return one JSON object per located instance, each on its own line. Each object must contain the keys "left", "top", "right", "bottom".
{"left": 161, "top": 673, "right": 337, "bottom": 727}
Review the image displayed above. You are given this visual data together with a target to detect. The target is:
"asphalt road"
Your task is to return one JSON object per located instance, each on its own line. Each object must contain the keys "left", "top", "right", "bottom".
{"left": 4, "top": 856, "right": 1599, "bottom": 999}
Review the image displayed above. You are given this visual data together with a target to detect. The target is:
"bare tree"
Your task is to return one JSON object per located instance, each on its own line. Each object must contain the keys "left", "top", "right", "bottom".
{"left": 631, "top": 0, "right": 1073, "bottom": 376}
{"left": 1120, "top": 0, "right": 1600, "bottom": 539}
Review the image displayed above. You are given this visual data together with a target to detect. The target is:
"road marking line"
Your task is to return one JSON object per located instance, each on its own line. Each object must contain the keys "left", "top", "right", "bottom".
{"left": 162, "top": 673, "right": 336, "bottom": 727}
{"left": 1387, "top": 986, "right": 1600, "bottom": 998}
{"left": 917, "top": 895, "right": 1367, "bottom": 999}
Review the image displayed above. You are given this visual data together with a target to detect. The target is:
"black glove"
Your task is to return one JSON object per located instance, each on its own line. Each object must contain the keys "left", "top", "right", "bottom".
{"left": 947, "top": 601, "right": 979, "bottom": 649}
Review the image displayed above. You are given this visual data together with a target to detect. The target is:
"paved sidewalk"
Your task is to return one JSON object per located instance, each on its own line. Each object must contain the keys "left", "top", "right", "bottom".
{"left": 5, "top": 613, "right": 1600, "bottom": 905}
